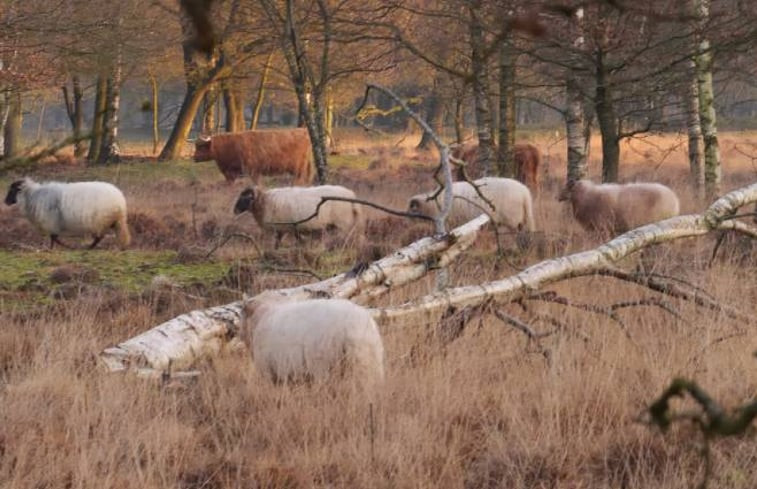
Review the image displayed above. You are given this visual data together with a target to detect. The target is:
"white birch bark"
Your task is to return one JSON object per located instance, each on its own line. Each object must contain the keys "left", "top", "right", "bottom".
{"left": 565, "top": 8, "right": 589, "bottom": 183}
{"left": 375, "top": 183, "right": 757, "bottom": 325}
{"left": 694, "top": 0, "right": 721, "bottom": 200}
{"left": 100, "top": 215, "right": 491, "bottom": 374}
{"left": 687, "top": 58, "right": 704, "bottom": 200}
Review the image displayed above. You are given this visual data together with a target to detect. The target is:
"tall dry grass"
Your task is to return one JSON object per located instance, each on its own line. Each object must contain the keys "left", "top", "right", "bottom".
{"left": 1, "top": 131, "right": 756, "bottom": 488}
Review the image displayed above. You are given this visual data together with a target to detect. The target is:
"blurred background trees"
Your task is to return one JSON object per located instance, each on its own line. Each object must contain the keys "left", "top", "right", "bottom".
{"left": 2, "top": 0, "right": 757, "bottom": 191}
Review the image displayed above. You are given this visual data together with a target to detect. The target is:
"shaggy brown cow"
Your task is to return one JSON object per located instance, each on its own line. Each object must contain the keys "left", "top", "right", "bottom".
{"left": 452, "top": 142, "right": 542, "bottom": 197}
{"left": 194, "top": 128, "right": 314, "bottom": 184}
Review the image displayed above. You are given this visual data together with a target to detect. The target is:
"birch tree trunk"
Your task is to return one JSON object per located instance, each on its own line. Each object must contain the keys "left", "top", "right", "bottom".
{"left": 496, "top": 39, "right": 516, "bottom": 178}
{"left": 101, "top": 182, "right": 757, "bottom": 376}
{"left": 149, "top": 72, "right": 160, "bottom": 155}
{"left": 694, "top": 0, "right": 721, "bottom": 200}
{"left": 687, "top": 59, "right": 704, "bottom": 200}
{"left": 377, "top": 183, "right": 757, "bottom": 324}
{"left": 565, "top": 8, "right": 589, "bottom": 183}
{"left": 3, "top": 90, "right": 22, "bottom": 160}
{"left": 100, "top": 214, "right": 491, "bottom": 374}
{"left": 87, "top": 75, "right": 107, "bottom": 162}
{"left": 97, "top": 59, "right": 123, "bottom": 165}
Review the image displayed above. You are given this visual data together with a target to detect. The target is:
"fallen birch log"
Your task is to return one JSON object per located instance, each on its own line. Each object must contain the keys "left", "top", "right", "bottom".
{"left": 99, "top": 214, "right": 491, "bottom": 374}
{"left": 375, "top": 183, "right": 757, "bottom": 324}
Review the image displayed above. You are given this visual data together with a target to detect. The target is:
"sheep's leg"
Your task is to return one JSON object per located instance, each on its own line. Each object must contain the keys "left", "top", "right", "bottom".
{"left": 89, "top": 235, "right": 104, "bottom": 249}
{"left": 50, "top": 235, "right": 72, "bottom": 249}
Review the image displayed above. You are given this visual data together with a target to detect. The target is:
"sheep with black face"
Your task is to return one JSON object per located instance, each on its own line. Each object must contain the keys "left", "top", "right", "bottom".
{"left": 5, "top": 178, "right": 131, "bottom": 249}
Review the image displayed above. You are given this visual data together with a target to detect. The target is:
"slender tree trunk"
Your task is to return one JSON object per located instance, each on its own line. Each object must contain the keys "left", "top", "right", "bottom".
{"left": 148, "top": 72, "right": 160, "bottom": 155}
{"left": 565, "top": 8, "right": 589, "bottom": 183}
{"left": 565, "top": 78, "right": 589, "bottom": 183}
{"left": 687, "top": 59, "right": 704, "bottom": 200}
{"left": 694, "top": 0, "right": 721, "bottom": 200}
{"left": 324, "top": 88, "right": 335, "bottom": 152}
{"left": 223, "top": 85, "right": 244, "bottom": 133}
{"left": 250, "top": 51, "right": 273, "bottom": 130}
{"left": 97, "top": 60, "right": 123, "bottom": 165}
{"left": 158, "top": 21, "right": 229, "bottom": 161}
{"left": 469, "top": 4, "right": 494, "bottom": 175}
{"left": 0, "top": 92, "right": 10, "bottom": 158}
{"left": 35, "top": 99, "right": 46, "bottom": 141}
{"left": 63, "top": 76, "right": 86, "bottom": 157}
{"left": 87, "top": 75, "right": 107, "bottom": 162}
{"left": 497, "top": 39, "right": 517, "bottom": 178}
{"left": 417, "top": 76, "right": 444, "bottom": 150}
{"left": 595, "top": 49, "right": 620, "bottom": 182}
{"left": 454, "top": 93, "right": 465, "bottom": 145}
{"left": 159, "top": 84, "right": 208, "bottom": 161}
{"left": 3, "top": 90, "right": 22, "bottom": 159}
{"left": 202, "top": 83, "right": 218, "bottom": 134}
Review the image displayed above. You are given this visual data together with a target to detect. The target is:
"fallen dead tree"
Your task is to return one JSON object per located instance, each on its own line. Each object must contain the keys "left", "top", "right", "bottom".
{"left": 101, "top": 183, "right": 757, "bottom": 377}
{"left": 99, "top": 214, "right": 491, "bottom": 375}
{"left": 376, "top": 182, "right": 757, "bottom": 327}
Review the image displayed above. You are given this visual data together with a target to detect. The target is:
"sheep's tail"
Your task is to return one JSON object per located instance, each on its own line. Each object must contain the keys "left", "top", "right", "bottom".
{"left": 115, "top": 211, "right": 131, "bottom": 248}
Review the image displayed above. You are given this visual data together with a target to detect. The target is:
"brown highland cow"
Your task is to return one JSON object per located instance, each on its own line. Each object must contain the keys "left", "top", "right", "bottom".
{"left": 194, "top": 128, "right": 314, "bottom": 184}
{"left": 452, "top": 142, "right": 542, "bottom": 197}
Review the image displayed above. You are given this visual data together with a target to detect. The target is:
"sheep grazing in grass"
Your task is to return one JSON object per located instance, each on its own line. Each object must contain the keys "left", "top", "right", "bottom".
{"left": 233, "top": 185, "right": 363, "bottom": 248}
{"left": 559, "top": 179, "right": 680, "bottom": 235}
{"left": 407, "top": 177, "right": 536, "bottom": 232}
{"left": 4, "top": 178, "right": 131, "bottom": 249}
{"left": 240, "top": 292, "right": 385, "bottom": 386}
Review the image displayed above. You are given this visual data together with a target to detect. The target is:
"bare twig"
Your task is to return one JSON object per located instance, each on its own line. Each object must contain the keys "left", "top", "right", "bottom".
{"left": 204, "top": 232, "right": 263, "bottom": 259}
{"left": 270, "top": 195, "right": 435, "bottom": 228}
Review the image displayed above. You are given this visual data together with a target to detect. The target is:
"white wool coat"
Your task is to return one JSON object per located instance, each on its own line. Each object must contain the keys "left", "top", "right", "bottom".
{"left": 566, "top": 180, "right": 680, "bottom": 233}
{"left": 408, "top": 177, "right": 535, "bottom": 231}
{"left": 241, "top": 294, "right": 385, "bottom": 385}
{"left": 14, "top": 178, "right": 130, "bottom": 245}
{"left": 258, "top": 185, "right": 362, "bottom": 232}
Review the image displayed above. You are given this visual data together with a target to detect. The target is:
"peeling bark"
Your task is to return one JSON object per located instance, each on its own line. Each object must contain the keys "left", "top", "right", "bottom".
{"left": 100, "top": 215, "right": 491, "bottom": 374}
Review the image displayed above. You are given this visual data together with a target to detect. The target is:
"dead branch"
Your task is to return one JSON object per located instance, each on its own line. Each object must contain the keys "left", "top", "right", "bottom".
{"left": 376, "top": 182, "right": 757, "bottom": 326}
{"left": 269, "top": 195, "right": 435, "bottom": 228}
{"left": 204, "top": 232, "right": 262, "bottom": 260}
{"left": 99, "top": 214, "right": 491, "bottom": 374}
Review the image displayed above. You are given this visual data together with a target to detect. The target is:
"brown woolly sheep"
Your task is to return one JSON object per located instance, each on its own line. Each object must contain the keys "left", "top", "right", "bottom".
{"left": 452, "top": 142, "right": 542, "bottom": 197}
{"left": 194, "top": 128, "right": 314, "bottom": 184}
{"left": 559, "top": 179, "right": 680, "bottom": 235}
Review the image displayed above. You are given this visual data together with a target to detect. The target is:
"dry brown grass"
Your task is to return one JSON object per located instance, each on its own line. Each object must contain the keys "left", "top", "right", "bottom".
{"left": 1, "top": 131, "right": 756, "bottom": 488}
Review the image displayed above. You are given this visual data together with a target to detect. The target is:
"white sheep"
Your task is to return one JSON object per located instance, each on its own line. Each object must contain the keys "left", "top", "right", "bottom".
{"left": 233, "top": 185, "right": 363, "bottom": 247}
{"left": 558, "top": 179, "right": 680, "bottom": 235}
{"left": 407, "top": 177, "right": 536, "bottom": 232}
{"left": 4, "top": 177, "right": 131, "bottom": 249}
{"left": 240, "top": 292, "right": 385, "bottom": 386}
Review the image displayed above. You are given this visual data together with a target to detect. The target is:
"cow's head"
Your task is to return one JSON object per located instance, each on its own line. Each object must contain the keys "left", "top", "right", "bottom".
{"left": 193, "top": 134, "right": 213, "bottom": 162}
{"left": 234, "top": 187, "right": 257, "bottom": 215}
{"left": 4, "top": 180, "right": 25, "bottom": 206}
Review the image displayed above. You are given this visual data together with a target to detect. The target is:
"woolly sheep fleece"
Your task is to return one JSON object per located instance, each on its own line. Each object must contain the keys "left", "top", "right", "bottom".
{"left": 6, "top": 178, "right": 130, "bottom": 247}
{"left": 408, "top": 177, "right": 535, "bottom": 232}
{"left": 240, "top": 293, "right": 385, "bottom": 385}
{"left": 562, "top": 179, "right": 680, "bottom": 234}
{"left": 194, "top": 128, "right": 314, "bottom": 184}
{"left": 234, "top": 184, "right": 363, "bottom": 234}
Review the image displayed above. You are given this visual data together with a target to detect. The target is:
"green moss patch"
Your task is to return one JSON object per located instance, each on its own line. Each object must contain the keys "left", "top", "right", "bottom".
{"left": 0, "top": 249, "right": 231, "bottom": 307}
